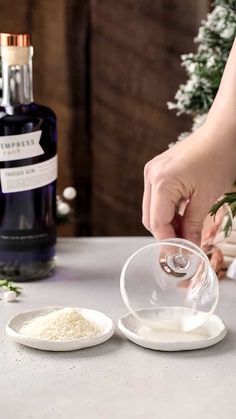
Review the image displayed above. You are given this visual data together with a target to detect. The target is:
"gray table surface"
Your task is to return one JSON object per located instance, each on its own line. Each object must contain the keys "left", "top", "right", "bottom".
{"left": 1, "top": 237, "right": 236, "bottom": 419}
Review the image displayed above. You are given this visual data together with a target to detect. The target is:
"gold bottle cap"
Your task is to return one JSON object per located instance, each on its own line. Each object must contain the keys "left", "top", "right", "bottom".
{"left": 0, "top": 33, "right": 31, "bottom": 47}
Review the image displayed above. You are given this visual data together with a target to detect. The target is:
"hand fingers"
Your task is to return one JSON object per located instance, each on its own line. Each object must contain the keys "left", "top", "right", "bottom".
{"left": 149, "top": 183, "right": 178, "bottom": 240}
{"left": 181, "top": 192, "right": 208, "bottom": 245}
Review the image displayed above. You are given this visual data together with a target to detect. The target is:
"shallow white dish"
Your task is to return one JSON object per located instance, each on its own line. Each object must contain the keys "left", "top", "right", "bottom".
{"left": 118, "top": 310, "right": 226, "bottom": 351}
{"left": 6, "top": 306, "right": 115, "bottom": 351}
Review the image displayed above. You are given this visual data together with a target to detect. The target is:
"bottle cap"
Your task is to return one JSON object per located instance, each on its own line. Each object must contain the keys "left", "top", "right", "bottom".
{"left": 0, "top": 33, "right": 31, "bottom": 47}
{"left": 0, "top": 33, "right": 32, "bottom": 65}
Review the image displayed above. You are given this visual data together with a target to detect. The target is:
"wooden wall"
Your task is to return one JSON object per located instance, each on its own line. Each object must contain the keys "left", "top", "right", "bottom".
{"left": 90, "top": 0, "right": 209, "bottom": 236}
{"left": 0, "top": 0, "right": 209, "bottom": 236}
{"left": 0, "top": 0, "right": 90, "bottom": 236}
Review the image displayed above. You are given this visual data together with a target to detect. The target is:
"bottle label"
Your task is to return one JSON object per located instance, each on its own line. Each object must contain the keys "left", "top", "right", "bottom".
{"left": 0, "top": 131, "right": 44, "bottom": 161}
{"left": 0, "top": 226, "right": 56, "bottom": 251}
{"left": 0, "top": 155, "right": 57, "bottom": 193}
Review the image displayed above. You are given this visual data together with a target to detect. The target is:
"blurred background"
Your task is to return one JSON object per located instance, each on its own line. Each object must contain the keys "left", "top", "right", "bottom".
{"left": 0, "top": 0, "right": 210, "bottom": 237}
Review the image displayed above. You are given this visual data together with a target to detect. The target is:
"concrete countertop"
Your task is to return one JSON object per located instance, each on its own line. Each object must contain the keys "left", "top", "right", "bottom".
{"left": 0, "top": 237, "right": 236, "bottom": 419}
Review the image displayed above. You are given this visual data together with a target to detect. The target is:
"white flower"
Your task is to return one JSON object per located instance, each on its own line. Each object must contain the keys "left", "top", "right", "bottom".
{"left": 206, "top": 55, "right": 216, "bottom": 69}
{"left": 177, "top": 132, "right": 190, "bottom": 141}
{"left": 214, "top": 5, "right": 227, "bottom": 19}
{"left": 215, "top": 20, "right": 227, "bottom": 33}
{"left": 204, "top": 5, "right": 229, "bottom": 34}
{"left": 207, "top": 6, "right": 227, "bottom": 25}
{"left": 168, "top": 131, "right": 190, "bottom": 147}
{"left": 221, "top": 26, "right": 235, "bottom": 39}
{"left": 192, "top": 113, "right": 208, "bottom": 131}
{"left": 188, "top": 63, "right": 196, "bottom": 73}
{"left": 196, "top": 26, "right": 205, "bottom": 42}
{"left": 167, "top": 101, "right": 176, "bottom": 110}
{"left": 184, "top": 77, "right": 198, "bottom": 93}
{"left": 183, "top": 59, "right": 197, "bottom": 73}
{"left": 181, "top": 53, "right": 194, "bottom": 61}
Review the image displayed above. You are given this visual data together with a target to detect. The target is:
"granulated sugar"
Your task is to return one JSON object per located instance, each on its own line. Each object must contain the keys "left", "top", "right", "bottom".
{"left": 20, "top": 308, "right": 101, "bottom": 341}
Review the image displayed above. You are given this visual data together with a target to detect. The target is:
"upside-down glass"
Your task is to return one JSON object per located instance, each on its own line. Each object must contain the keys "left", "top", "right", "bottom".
{"left": 120, "top": 239, "right": 219, "bottom": 332}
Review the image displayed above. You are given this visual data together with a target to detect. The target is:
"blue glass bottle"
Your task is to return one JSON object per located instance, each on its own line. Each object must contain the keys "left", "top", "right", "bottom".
{"left": 0, "top": 33, "right": 57, "bottom": 280}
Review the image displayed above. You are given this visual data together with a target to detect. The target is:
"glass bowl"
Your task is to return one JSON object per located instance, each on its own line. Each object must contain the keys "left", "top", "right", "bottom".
{"left": 120, "top": 238, "right": 219, "bottom": 332}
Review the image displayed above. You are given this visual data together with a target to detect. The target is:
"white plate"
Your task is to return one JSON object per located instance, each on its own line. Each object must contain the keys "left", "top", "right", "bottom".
{"left": 6, "top": 306, "right": 115, "bottom": 351}
{"left": 118, "top": 311, "right": 226, "bottom": 351}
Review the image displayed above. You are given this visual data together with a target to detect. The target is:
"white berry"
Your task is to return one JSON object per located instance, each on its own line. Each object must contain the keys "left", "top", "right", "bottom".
{"left": 63, "top": 187, "right": 77, "bottom": 200}
{"left": 4, "top": 290, "right": 17, "bottom": 302}
{"left": 57, "top": 202, "right": 70, "bottom": 216}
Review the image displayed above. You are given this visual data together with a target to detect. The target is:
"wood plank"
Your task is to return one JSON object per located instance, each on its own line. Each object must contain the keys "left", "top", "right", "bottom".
{"left": 91, "top": 0, "right": 209, "bottom": 235}
{"left": 0, "top": 0, "right": 90, "bottom": 236}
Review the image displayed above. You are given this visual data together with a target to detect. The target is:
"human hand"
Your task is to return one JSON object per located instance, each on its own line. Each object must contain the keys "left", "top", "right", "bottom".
{"left": 142, "top": 125, "right": 236, "bottom": 245}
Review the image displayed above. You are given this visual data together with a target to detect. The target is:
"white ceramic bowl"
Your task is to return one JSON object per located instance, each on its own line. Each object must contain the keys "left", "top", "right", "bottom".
{"left": 6, "top": 306, "right": 115, "bottom": 351}
{"left": 118, "top": 311, "right": 226, "bottom": 351}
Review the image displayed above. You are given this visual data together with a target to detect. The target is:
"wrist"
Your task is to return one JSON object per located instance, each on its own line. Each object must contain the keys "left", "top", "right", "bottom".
{"left": 204, "top": 115, "right": 236, "bottom": 148}
{"left": 193, "top": 122, "right": 236, "bottom": 189}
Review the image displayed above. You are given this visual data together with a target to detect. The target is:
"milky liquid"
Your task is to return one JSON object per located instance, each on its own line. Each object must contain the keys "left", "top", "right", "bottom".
{"left": 136, "top": 306, "right": 209, "bottom": 333}
{"left": 139, "top": 325, "right": 209, "bottom": 342}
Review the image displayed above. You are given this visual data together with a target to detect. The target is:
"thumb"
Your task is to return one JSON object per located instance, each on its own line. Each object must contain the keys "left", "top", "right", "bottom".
{"left": 181, "top": 193, "right": 209, "bottom": 245}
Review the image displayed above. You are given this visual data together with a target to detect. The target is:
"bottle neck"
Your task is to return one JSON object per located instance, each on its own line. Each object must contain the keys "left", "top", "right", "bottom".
{"left": 1, "top": 46, "right": 33, "bottom": 107}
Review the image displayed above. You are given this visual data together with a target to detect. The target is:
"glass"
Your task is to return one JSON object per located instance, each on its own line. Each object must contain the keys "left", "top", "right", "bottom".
{"left": 120, "top": 238, "right": 219, "bottom": 332}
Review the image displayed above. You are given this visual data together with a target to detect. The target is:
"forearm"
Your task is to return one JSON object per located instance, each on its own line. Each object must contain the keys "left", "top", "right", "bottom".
{"left": 206, "top": 37, "right": 236, "bottom": 140}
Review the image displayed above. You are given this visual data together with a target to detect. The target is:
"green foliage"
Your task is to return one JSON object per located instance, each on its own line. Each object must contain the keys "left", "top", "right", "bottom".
{"left": 0, "top": 279, "right": 22, "bottom": 295}
{"left": 210, "top": 192, "right": 236, "bottom": 237}
{"left": 168, "top": 1, "right": 236, "bottom": 227}
{"left": 168, "top": 0, "right": 236, "bottom": 117}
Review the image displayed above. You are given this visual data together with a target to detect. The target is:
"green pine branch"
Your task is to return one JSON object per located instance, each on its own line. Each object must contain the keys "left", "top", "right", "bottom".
{"left": 0, "top": 279, "right": 22, "bottom": 296}
{"left": 168, "top": 0, "right": 236, "bottom": 117}
{"left": 209, "top": 192, "right": 236, "bottom": 236}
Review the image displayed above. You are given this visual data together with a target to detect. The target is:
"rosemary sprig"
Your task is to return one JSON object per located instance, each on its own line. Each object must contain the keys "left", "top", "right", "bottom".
{"left": 0, "top": 279, "right": 22, "bottom": 296}
{"left": 210, "top": 192, "right": 236, "bottom": 237}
